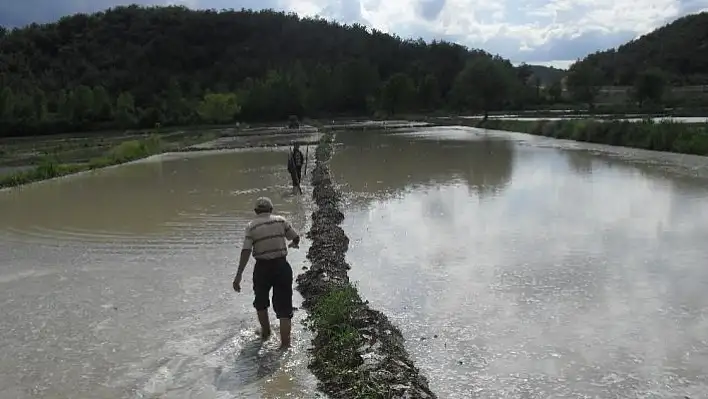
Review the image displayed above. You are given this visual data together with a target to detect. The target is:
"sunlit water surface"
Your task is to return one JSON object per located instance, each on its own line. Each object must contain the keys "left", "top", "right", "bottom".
{"left": 0, "top": 147, "right": 320, "bottom": 399}
{"left": 330, "top": 126, "right": 708, "bottom": 399}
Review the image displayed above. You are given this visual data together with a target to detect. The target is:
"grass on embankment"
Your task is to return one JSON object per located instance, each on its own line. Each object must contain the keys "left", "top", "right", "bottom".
{"left": 299, "top": 133, "right": 437, "bottom": 399}
{"left": 0, "top": 135, "right": 165, "bottom": 189}
{"left": 466, "top": 118, "right": 708, "bottom": 156}
{"left": 0, "top": 129, "right": 224, "bottom": 189}
{"left": 307, "top": 284, "right": 375, "bottom": 394}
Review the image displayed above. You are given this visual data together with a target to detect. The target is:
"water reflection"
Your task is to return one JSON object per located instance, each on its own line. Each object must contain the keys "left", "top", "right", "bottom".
{"left": 334, "top": 128, "right": 708, "bottom": 398}
{"left": 331, "top": 128, "right": 515, "bottom": 202}
{"left": 564, "top": 149, "right": 594, "bottom": 176}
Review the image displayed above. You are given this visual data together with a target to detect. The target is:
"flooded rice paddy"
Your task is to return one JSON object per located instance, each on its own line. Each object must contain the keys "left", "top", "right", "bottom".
{"left": 2, "top": 123, "right": 708, "bottom": 398}
{"left": 330, "top": 127, "right": 708, "bottom": 398}
{"left": 0, "top": 147, "right": 320, "bottom": 399}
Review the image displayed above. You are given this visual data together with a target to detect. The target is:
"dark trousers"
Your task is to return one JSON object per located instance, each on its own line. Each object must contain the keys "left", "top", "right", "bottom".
{"left": 289, "top": 166, "right": 302, "bottom": 186}
{"left": 252, "top": 257, "right": 293, "bottom": 319}
{"left": 295, "top": 165, "right": 302, "bottom": 183}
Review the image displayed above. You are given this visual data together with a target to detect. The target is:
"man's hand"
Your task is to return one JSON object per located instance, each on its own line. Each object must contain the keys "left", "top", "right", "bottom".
{"left": 233, "top": 274, "right": 242, "bottom": 292}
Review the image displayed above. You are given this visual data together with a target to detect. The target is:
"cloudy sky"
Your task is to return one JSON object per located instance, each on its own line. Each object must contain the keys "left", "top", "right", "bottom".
{"left": 1, "top": 0, "right": 707, "bottom": 68}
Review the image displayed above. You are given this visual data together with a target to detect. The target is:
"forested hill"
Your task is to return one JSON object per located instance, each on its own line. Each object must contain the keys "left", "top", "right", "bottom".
{"left": 0, "top": 5, "right": 532, "bottom": 135}
{"left": 526, "top": 65, "right": 566, "bottom": 86}
{"left": 571, "top": 12, "right": 708, "bottom": 85}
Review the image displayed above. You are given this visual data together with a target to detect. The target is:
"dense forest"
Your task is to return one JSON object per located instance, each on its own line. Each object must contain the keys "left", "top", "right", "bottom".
{"left": 527, "top": 65, "right": 566, "bottom": 86}
{"left": 1, "top": 6, "right": 706, "bottom": 137}
{"left": 571, "top": 12, "right": 708, "bottom": 85}
{"left": 0, "top": 5, "right": 559, "bottom": 137}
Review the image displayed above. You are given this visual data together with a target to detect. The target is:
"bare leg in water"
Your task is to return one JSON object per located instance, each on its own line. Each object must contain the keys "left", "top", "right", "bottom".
{"left": 279, "top": 318, "right": 291, "bottom": 349}
{"left": 257, "top": 310, "right": 291, "bottom": 349}
{"left": 257, "top": 310, "right": 271, "bottom": 339}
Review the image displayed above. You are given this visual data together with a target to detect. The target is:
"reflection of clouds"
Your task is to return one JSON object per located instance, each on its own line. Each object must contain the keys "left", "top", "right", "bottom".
{"left": 331, "top": 127, "right": 515, "bottom": 201}
{"left": 338, "top": 135, "right": 708, "bottom": 397}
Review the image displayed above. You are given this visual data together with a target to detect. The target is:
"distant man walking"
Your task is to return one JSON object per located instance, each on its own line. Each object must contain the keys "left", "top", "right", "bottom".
{"left": 287, "top": 143, "right": 305, "bottom": 194}
{"left": 233, "top": 197, "right": 300, "bottom": 349}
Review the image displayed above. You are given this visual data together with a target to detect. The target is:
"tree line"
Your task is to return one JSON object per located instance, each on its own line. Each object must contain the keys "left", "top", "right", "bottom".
{"left": 1, "top": 5, "right": 702, "bottom": 137}
{"left": 570, "top": 12, "right": 708, "bottom": 86}
{"left": 0, "top": 5, "right": 578, "bottom": 137}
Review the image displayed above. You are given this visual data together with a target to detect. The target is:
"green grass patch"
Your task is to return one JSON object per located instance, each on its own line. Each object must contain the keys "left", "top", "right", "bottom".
{"left": 308, "top": 284, "right": 365, "bottom": 382}
{"left": 0, "top": 135, "right": 167, "bottom": 189}
{"left": 306, "top": 283, "right": 403, "bottom": 397}
{"left": 0, "top": 158, "right": 86, "bottom": 188}
{"left": 475, "top": 118, "right": 708, "bottom": 156}
{"left": 0, "top": 129, "right": 226, "bottom": 189}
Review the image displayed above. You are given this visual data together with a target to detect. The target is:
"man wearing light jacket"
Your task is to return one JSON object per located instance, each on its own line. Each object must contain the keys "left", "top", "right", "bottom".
{"left": 233, "top": 197, "right": 301, "bottom": 349}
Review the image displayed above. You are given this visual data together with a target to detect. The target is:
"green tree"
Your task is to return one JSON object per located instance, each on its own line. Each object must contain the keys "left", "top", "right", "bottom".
{"left": 197, "top": 92, "right": 241, "bottom": 123}
{"left": 418, "top": 74, "right": 441, "bottom": 110}
{"left": 533, "top": 77, "right": 542, "bottom": 100}
{"left": 92, "top": 85, "right": 113, "bottom": 121}
{"left": 0, "top": 87, "right": 14, "bottom": 121}
{"left": 13, "top": 92, "right": 36, "bottom": 122}
{"left": 337, "top": 60, "right": 380, "bottom": 114}
{"left": 568, "top": 13, "right": 708, "bottom": 85}
{"left": 380, "top": 73, "right": 416, "bottom": 115}
{"left": 32, "top": 89, "right": 48, "bottom": 122}
{"left": 163, "top": 78, "right": 190, "bottom": 124}
{"left": 633, "top": 68, "right": 666, "bottom": 107}
{"left": 547, "top": 81, "right": 563, "bottom": 103}
{"left": 450, "top": 56, "right": 516, "bottom": 119}
{"left": 566, "top": 63, "right": 603, "bottom": 110}
{"left": 56, "top": 90, "right": 73, "bottom": 121}
{"left": 516, "top": 63, "right": 533, "bottom": 85}
{"left": 70, "top": 85, "right": 95, "bottom": 123}
{"left": 115, "top": 92, "right": 137, "bottom": 128}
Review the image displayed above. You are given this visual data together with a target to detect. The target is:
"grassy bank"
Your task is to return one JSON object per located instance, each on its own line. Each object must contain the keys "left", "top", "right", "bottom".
{"left": 437, "top": 117, "right": 708, "bottom": 156}
{"left": 296, "top": 132, "right": 436, "bottom": 398}
{"left": 0, "top": 135, "right": 163, "bottom": 188}
{"left": 0, "top": 130, "right": 222, "bottom": 189}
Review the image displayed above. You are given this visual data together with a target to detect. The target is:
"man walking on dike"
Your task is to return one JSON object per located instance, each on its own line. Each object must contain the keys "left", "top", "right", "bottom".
{"left": 288, "top": 143, "right": 305, "bottom": 194}
{"left": 233, "top": 197, "right": 301, "bottom": 349}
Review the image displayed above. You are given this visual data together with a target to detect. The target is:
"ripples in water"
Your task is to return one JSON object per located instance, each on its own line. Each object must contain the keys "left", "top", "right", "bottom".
{"left": 332, "top": 128, "right": 708, "bottom": 399}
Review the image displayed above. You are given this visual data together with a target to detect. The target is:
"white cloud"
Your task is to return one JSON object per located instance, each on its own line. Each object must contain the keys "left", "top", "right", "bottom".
{"left": 1, "top": 0, "right": 706, "bottom": 64}
{"left": 279, "top": 0, "right": 704, "bottom": 64}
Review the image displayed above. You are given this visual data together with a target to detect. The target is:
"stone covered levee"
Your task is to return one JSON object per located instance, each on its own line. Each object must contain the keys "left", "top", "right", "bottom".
{"left": 296, "top": 131, "right": 437, "bottom": 398}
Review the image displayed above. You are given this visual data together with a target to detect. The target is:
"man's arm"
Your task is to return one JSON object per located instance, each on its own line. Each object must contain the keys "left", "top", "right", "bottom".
{"left": 236, "top": 249, "right": 252, "bottom": 277}
{"left": 284, "top": 220, "right": 300, "bottom": 248}
{"left": 233, "top": 227, "right": 253, "bottom": 292}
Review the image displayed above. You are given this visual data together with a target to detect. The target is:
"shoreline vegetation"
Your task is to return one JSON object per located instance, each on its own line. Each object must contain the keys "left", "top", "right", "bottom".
{"left": 296, "top": 132, "right": 437, "bottom": 398}
{"left": 4, "top": 115, "right": 708, "bottom": 190}
{"left": 1, "top": 134, "right": 162, "bottom": 189}
{"left": 0, "top": 123, "right": 319, "bottom": 190}
{"left": 422, "top": 117, "right": 708, "bottom": 156}
{"left": 0, "top": 129, "right": 226, "bottom": 189}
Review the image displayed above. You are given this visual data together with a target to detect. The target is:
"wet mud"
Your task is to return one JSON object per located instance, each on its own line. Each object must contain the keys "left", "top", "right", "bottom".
{"left": 295, "top": 132, "right": 437, "bottom": 398}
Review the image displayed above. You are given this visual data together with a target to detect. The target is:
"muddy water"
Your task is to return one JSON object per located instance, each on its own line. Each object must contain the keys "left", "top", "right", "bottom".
{"left": 0, "top": 148, "right": 319, "bottom": 399}
{"left": 331, "top": 127, "right": 708, "bottom": 398}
